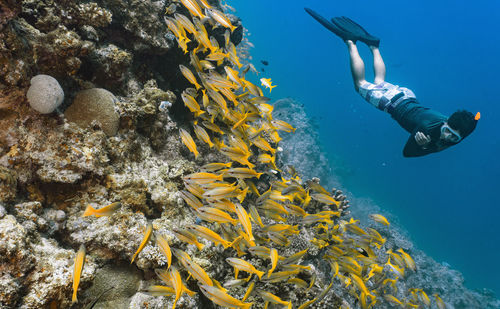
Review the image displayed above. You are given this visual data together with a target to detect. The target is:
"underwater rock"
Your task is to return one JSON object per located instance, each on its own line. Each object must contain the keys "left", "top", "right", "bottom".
{"left": 0, "top": 0, "right": 21, "bottom": 29}
{"left": 20, "top": 238, "right": 97, "bottom": 309}
{"left": 65, "top": 88, "right": 120, "bottom": 136}
{"left": 0, "top": 215, "right": 35, "bottom": 281}
{"left": 87, "top": 44, "right": 133, "bottom": 92}
{"left": 81, "top": 263, "right": 142, "bottom": 308}
{"left": 0, "top": 166, "right": 16, "bottom": 202}
{"left": 26, "top": 74, "right": 64, "bottom": 114}
{"left": 118, "top": 79, "right": 176, "bottom": 150}
{"left": 97, "top": 0, "right": 173, "bottom": 53}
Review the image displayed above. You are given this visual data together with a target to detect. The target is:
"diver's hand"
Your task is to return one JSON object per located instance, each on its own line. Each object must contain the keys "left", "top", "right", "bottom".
{"left": 415, "top": 131, "right": 431, "bottom": 146}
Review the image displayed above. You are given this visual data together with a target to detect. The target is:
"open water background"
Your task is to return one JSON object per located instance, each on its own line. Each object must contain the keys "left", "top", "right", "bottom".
{"left": 231, "top": 0, "right": 500, "bottom": 298}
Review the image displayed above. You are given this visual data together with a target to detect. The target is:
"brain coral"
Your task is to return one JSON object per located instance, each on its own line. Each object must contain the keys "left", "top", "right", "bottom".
{"left": 64, "top": 88, "right": 120, "bottom": 136}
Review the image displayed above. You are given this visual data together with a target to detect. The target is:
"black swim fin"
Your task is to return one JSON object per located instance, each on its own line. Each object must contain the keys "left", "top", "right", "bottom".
{"left": 304, "top": 8, "right": 357, "bottom": 42}
{"left": 331, "top": 16, "right": 380, "bottom": 47}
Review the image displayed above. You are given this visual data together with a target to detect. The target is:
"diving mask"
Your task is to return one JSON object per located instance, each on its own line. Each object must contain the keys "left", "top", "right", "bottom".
{"left": 441, "top": 124, "right": 461, "bottom": 143}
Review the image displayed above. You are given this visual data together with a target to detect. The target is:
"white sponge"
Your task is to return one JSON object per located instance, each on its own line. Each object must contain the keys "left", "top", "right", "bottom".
{"left": 26, "top": 74, "right": 64, "bottom": 114}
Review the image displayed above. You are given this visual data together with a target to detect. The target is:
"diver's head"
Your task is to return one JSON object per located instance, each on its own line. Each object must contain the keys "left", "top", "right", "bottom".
{"left": 441, "top": 110, "right": 478, "bottom": 143}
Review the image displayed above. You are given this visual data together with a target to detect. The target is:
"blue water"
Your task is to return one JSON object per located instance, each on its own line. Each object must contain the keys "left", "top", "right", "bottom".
{"left": 231, "top": 0, "right": 500, "bottom": 297}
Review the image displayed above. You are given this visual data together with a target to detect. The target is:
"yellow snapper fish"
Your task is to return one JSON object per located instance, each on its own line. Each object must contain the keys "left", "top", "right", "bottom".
{"left": 72, "top": 244, "right": 86, "bottom": 303}
{"left": 242, "top": 281, "right": 255, "bottom": 302}
{"left": 190, "top": 52, "right": 203, "bottom": 72}
{"left": 202, "top": 120, "right": 225, "bottom": 135}
{"left": 184, "top": 172, "right": 223, "bottom": 184}
{"left": 174, "top": 13, "right": 197, "bottom": 34}
{"left": 244, "top": 79, "right": 263, "bottom": 97}
{"left": 248, "top": 245, "right": 271, "bottom": 259}
{"left": 145, "top": 285, "right": 175, "bottom": 296}
{"left": 172, "top": 228, "right": 205, "bottom": 250}
{"left": 369, "top": 213, "right": 390, "bottom": 226}
{"left": 183, "top": 258, "right": 213, "bottom": 286}
{"left": 199, "top": 285, "right": 253, "bottom": 309}
{"left": 193, "top": 124, "right": 214, "bottom": 148}
{"left": 179, "top": 65, "right": 202, "bottom": 90}
{"left": 271, "top": 119, "right": 295, "bottom": 133}
{"left": 186, "top": 224, "right": 231, "bottom": 248}
{"left": 224, "top": 66, "right": 245, "bottom": 88}
{"left": 418, "top": 289, "right": 431, "bottom": 306}
{"left": 224, "top": 29, "right": 231, "bottom": 47}
{"left": 298, "top": 298, "right": 317, "bottom": 309}
{"left": 235, "top": 203, "right": 254, "bottom": 241}
{"left": 165, "top": 17, "right": 188, "bottom": 42}
{"left": 179, "top": 128, "right": 199, "bottom": 158}
{"left": 201, "top": 162, "right": 232, "bottom": 172}
{"left": 268, "top": 248, "right": 279, "bottom": 277}
{"left": 181, "top": 91, "right": 205, "bottom": 117}
{"left": 310, "top": 193, "right": 339, "bottom": 206}
{"left": 155, "top": 268, "right": 196, "bottom": 297}
{"left": 82, "top": 201, "right": 121, "bottom": 217}
{"left": 169, "top": 266, "right": 183, "bottom": 309}
{"left": 249, "top": 205, "right": 265, "bottom": 228}
{"left": 196, "top": 206, "right": 238, "bottom": 225}
{"left": 258, "top": 290, "right": 291, "bottom": 308}
{"left": 223, "top": 278, "right": 251, "bottom": 289}
{"left": 223, "top": 168, "right": 263, "bottom": 179}
{"left": 180, "top": 0, "right": 205, "bottom": 19}
{"left": 396, "top": 248, "right": 416, "bottom": 271}
{"left": 260, "top": 78, "right": 277, "bottom": 92}
{"left": 131, "top": 223, "right": 153, "bottom": 263}
{"left": 208, "top": 198, "right": 238, "bottom": 213}
{"left": 171, "top": 247, "right": 192, "bottom": 265}
{"left": 225, "top": 41, "right": 243, "bottom": 68}
{"left": 156, "top": 233, "right": 172, "bottom": 269}
{"left": 207, "top": 8, "right": 237, "bottom": 32}
{"left": 205, "top": 52, "right": 229, "bottom": 62}
{"left": 206, "top": 89, "right": 229, "bottom": 115}
{"left": 203, "top": 185, "right": 239, "bottom": 200}
{"left": 434, "top": 294, "right": 446, "bottom": 309}
{"left": 179, "top": 190, "right": 203, "bottom": 210}
{"left": 383, "top": 294, "right": 404, "bottom": 307}
{"left": 226, "top": 257, "right": 265, "bottom": 279}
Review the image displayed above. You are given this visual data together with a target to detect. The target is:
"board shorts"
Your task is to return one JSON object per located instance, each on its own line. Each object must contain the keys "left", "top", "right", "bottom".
{"left": 357, "top": 81, "right": 417, "bottom": 114}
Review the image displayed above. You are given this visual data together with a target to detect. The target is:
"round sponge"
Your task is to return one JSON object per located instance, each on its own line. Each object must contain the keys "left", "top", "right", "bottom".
{"left": 26, "top": 75, "right": 65, "bottom": 114}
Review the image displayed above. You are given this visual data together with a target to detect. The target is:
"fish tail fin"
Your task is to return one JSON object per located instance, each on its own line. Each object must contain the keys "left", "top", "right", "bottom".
{"left": 130, "top": 252, "right": 138, "bottom": 264}
{"left": 242, "top": 303, "right": 253, "bottom": 309}
{"left": 270, "top": 85, "right": 277, "bottom": 92}
{"left": 221, "top": 240, "right": 231, "bottom": 249}
{"left": 256, "top": 270, "right": 265, "bottom": 279}
{"left": 196, "top": 242, "right": 205, "bottom": 251}
{"left": 82, "top": 204, "right": 95, "bottom": 217}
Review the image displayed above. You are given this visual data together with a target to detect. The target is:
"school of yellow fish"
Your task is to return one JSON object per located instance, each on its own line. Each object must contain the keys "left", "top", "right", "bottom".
{"left": 73, "top": 1, "right": 447, "bottom": 308}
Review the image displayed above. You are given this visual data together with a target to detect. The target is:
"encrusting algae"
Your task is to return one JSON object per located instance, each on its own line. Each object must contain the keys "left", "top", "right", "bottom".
{"left": 61, "top": 1, "right": 447, "bottom": 308}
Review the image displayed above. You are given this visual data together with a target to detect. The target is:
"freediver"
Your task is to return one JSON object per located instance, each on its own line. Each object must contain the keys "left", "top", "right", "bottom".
{"left": 305, "top": 8, "right": 479, "bottom": 157}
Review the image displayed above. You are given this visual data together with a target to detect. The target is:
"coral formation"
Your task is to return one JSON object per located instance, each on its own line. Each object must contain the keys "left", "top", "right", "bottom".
{"left": 26, "top": 74, "right": 64, "bottom": 114}
{"left": 64, "top": 88, "right": 120, "bottom": 136}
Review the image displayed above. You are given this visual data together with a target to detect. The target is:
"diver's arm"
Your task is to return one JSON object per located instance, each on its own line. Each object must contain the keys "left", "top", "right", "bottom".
{"left": 403, "top": 128, "right": 435, "bottom": 157}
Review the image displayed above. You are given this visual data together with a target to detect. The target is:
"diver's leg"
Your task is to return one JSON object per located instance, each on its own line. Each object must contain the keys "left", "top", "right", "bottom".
{"left": 347, "top": 40, "right": 366, "bottom": 91}
{"left": 371, "top": 46, "right": 386, "bottom": 84}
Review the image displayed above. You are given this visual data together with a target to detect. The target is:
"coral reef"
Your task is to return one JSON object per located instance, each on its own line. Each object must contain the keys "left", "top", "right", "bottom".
{"left": 0, "top": 0, "right": 497, "bottom": 309}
